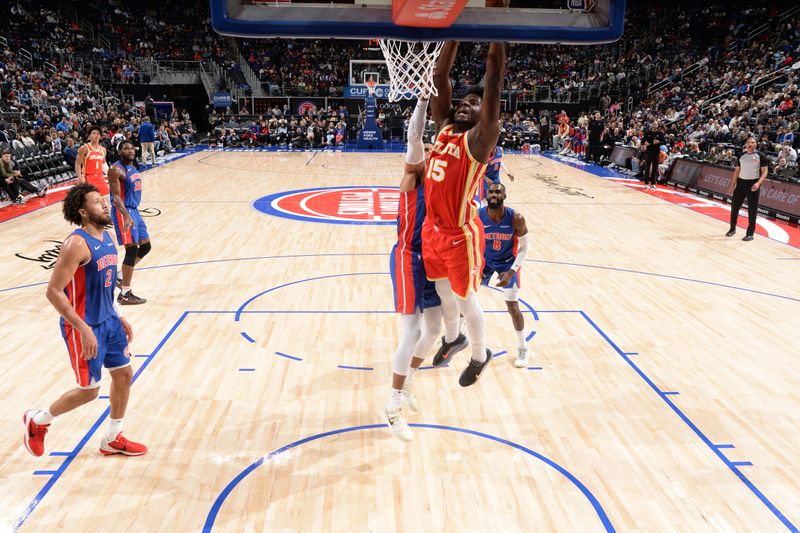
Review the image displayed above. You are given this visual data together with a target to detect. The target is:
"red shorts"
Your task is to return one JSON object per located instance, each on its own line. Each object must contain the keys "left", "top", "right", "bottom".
{"left": 421, "top": 217, "right": 485, "bottom": 299}
{"left": 86, "top": 173, "right": 108, "bottom": 195}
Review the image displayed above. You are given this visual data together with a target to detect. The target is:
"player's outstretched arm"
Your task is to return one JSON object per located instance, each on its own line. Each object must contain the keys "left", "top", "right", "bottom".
{"left": 431, "top": 41, "right": 458, "bottom": 132}
{"left": 401, "top": 99, "right": 429, "bottom": 192}
{"left": 468, "top": 42, "right": 506, "bottom": 163}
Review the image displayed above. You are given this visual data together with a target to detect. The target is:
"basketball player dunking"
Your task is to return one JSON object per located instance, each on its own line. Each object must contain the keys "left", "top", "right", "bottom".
{"left": 23, "top": 183, "right": 147, "bottom": 457}
{"left": 76, "top": 127, "right": 108, "bottom": 194}
{"left": 108, "top": 141, "right": 150, "bottom": 305}
{"left": 424, "top": 41, "right": 506, "bottom": 387}
{"left": 384, "top": 98, "right": 444, "bottom": 442}
{"left": 479, "top": 182, "right": 530, "bottom": 367}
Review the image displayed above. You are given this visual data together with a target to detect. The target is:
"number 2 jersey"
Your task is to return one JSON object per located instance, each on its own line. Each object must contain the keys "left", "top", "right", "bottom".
{"left": 62, "top": 229, "right": 118, "bottom": 327}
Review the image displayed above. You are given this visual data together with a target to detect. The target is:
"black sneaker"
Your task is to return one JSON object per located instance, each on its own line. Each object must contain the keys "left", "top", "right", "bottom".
{"left": 458, "top": 349, "right": 492, "bottom": 387}
{"left": 117, "top": 291, "right": 146, "bottom": 305}
{"left": 742, "top": 234, "right": 754, "bottom": 241}
{"left": 725, "top": 230, "right": 736, "bottom": 237}
{"left": 431, "top": 333, "right": 469, "bottom": 367}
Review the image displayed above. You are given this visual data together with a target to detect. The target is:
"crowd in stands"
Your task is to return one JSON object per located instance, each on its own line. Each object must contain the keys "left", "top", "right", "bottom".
{"left": 2, "top": 0, "right": 799, "bottom": 203}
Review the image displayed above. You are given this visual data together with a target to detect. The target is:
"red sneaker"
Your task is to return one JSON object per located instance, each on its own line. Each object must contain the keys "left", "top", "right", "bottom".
{"left": 23, "top": 410, "right": 49, "bottom": 457}
{"left": 100, "top": 432, "right": 148, "bottom": 456}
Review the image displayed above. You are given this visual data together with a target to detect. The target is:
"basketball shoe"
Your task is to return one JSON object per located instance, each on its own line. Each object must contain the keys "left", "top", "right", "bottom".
{"left": 431, "top": 333, "right": 469, "bottom": 367}
{"left": 458, "top": 349, "right": 492, "bottom": 387}
{"left": 117, "top": 291, "right": 146, "bottom": 305}
{"left": 100, "top": 432, "right": 148, "bottom": 456}
{"left": 514, "top": 347, "right": 529, "bottom": 368}
{"left": 383, "top": 407, "right": 412, "bottom": 442}
{"left": 23, "top": 409, "right": 49, "bottom": 457}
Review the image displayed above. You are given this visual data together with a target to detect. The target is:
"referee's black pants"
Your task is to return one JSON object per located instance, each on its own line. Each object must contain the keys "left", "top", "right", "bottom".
{"left": 728, "top": 178, "right": 760, "bottom": 236}
{"left": 642, "top": 150, "right": 659, "bottom": 184}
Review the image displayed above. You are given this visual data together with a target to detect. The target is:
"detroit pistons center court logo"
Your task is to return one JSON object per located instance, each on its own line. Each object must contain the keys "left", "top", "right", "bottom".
{"left": 253, "top": 186, "right": 400, "bottom": 225}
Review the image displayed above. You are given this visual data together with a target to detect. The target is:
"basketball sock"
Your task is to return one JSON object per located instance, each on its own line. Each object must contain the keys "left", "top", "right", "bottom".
{"left": 106, "top": 418, "right": 123, "bottom": 440}
{"left": 387, "top": 389, "right": 403, "bottom": 411}
{"left": 121, "top": 286, "right": 131, "bottom": 295}
{"left": 455, "top": 292, "right": 487, "bottom": 363}
{"left": 434, "top": 280, "right": 460, "bottom": 343}
{"left": 515, "top": 328, "right": 526, "bottom": 349}
{"left": 412, "top": 306, "right": 442, "bottom": 361}
{"left": 34, "top": 410, "right": 54, "bottom": 425}
{"left": 392, "top": 314, "right": 421, "bottom": 376}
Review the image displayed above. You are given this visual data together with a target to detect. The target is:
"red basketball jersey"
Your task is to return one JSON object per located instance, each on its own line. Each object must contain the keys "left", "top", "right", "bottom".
{"left": 84, "top": 144, "right": 105, "bottom": 179}
{"left": 424, "top": 125, "right": 487, "bottom": 229}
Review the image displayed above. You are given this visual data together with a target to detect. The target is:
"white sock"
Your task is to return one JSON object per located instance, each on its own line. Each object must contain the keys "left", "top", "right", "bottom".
{"left": 455, "top": 292, "right": 487, "bottom": 363}
{"left": 34, "top": 410, "right": 54, "bottom": 425}
{"left": 435, "top": 280, "right": 460, "bottom": 342}
{"left": 387, "top": 389, "right": 403, "bottom": 411}
{"left": 405, "top": 367, "right": 417, "bottom": 387}
{"left": 121, "top": 286, "right": 131, "bottom": 295}
{"left": 515, "top": 329, "right": 526, "bottom": 350}
{"left": 106, "top": 418, "right": 123, "bottom": 440}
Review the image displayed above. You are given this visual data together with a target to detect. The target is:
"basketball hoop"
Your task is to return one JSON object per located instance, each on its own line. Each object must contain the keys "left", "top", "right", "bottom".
{"left": 378, "top": 39, "right": 444, "bottom": 102}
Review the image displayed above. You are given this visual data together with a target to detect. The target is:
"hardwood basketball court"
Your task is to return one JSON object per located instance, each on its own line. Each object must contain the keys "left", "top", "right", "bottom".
{"left": 1, "top": 150, "right": 799, "bottom": 532}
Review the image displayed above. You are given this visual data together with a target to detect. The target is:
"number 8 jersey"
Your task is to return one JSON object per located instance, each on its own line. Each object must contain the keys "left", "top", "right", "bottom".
{"left": 424, "top": 125, "right": 488, "bottom": 229}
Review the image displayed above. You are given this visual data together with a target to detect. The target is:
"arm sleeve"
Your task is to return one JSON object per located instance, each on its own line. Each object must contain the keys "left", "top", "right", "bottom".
{"left": 405, "top": 99, "right": 429, "bottom": 165}
{"left": 510, "top": 234, "right": 528, "bottom": 272}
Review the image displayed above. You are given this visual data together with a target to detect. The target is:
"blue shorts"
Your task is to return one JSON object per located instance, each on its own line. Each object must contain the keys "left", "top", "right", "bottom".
{"left": 390, "top": 244, "right": 441, "bottom": 314}
{"left": 481, "top": 263, "right": 521, "bottom": 290}
{"left": 111, "top": 205, "right": 149, "bottom": 246}
{"left": 60, "top": 315, "right": 130, "bottom": 389}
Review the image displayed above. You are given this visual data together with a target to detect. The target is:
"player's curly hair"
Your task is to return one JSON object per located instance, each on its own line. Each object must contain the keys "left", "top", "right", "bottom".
{"left": 63, "top": 183, "right": 99, "bottom": 226}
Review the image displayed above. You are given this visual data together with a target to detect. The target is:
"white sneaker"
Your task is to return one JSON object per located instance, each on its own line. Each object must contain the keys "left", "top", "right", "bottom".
{"left": 383, "top": 406, "right": 412, "bottom": 442}
{"left": 402, "top": 383, "right": 419, "bottom": 413}
{"left": 514, "top": 348, "right": 529, "bottom": 368}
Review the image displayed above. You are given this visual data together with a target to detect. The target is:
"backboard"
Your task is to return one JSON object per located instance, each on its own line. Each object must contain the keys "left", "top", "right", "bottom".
{"left": 210, "top": 0, "right": 626, "bottom": 44}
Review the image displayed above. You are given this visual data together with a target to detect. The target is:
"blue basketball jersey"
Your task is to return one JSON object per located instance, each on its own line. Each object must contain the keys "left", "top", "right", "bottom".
{"left": 396, "top": 183, "right": 426, "bottom": 253}
{"left": 62, "top": 229, "right": 118, "bottom": 327}
{"left": 479, "top": 206, "right": 517, "bottom": 269}
{"left": 485, "top": 146, "right": 504, "bottom": 183}
{"left": 113, "top": 160, "right": 142, "bottom": 208}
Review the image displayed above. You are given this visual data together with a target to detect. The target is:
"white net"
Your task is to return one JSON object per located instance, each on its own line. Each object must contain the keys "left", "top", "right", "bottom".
{"left": 377, "top": 40, "right": 444, "bottom": 102}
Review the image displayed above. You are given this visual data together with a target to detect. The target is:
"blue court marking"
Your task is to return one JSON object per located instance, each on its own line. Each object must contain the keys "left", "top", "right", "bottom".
{"left": 528, "top": 367, "right": 544, "bottom": 370}
{"left": 577, "top": 310, "right": 796, "bottom": 532}
{"left": 526, "top": 330, "right": 537, "bottom": 341}
{"left": 486, "top": 285, "right": 540, "bottom": 321}
{"left": 98, "top": 395, "right": 109, "bottom": 400}
{"left": 732, "top": 462, "right": 754, "bottom": 467}
{"left": 134, "top": 354, "right": 149, "bottom": 358}
{"left": 239, "top": 332, "right": 255, "bottom": 343}
{"left": 15, "top": 309, "right": 797, "bottom": 530}
{"left": 661, "top": 391, "right": 680, "bottom": 396}
{"left": 336, "top": 365, "right": 374, "bottom": 371}
{"left": 238, "top": 368, "right": 255, "bottom": 372}
{"left": 32, "top": 471, "right": 57, "bottom": 476}
{"left": 714, "top": 444, "right": 736, "bottom": 449}
{"left": 234, "top": 272, "right": 386, "bottom": 322}
{"left": 493, "top": 350, "right": 508, "bottom": 358}
{"left": 201, "top": 423, "right": 615, "bottom": 533}
{"left": 528, "top": 259, "right": 800, "bottom": 304}
{"left": 3, "top": 253, "right": 798, "bottom": 305}
{"left": 274, "top": 351, "right": 303, "bottom": 362}
{"left": 48, "top": 452, "right": 71, "bottom": 457}
{"left": 13, "top": 311, "right": 189, "bottom": 531}
{"left": 624, "top": 352, "right": 638, "bottom": 356}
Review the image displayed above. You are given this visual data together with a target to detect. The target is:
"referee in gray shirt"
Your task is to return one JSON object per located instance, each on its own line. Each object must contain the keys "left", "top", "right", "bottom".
{"left": 726, "top": 137, "right": 769, "bottom": 241}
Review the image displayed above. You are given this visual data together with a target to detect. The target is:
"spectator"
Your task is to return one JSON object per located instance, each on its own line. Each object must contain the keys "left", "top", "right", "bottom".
{"left": 63, "top": 137, "right": 79, "bottom": 167}
{"left": 139, "top": 117, "right": 157, "bottom": 167}
{"left": 1, "top": 149, "right": 47, "bottom": 203}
